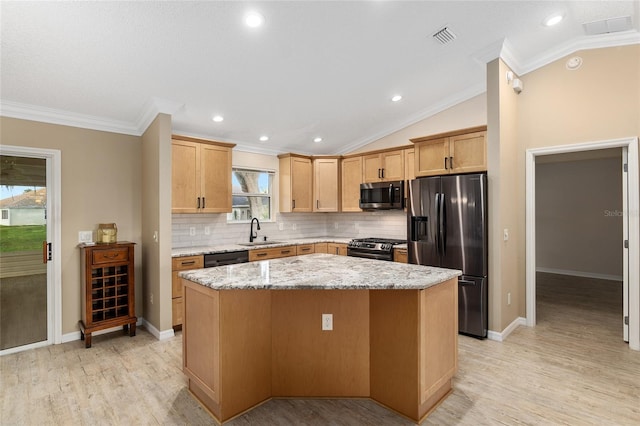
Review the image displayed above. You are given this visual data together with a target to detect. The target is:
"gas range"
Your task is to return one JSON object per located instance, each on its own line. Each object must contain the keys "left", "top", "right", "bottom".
{"left": 347, "top": 237, "right": 406, "bottom": 261}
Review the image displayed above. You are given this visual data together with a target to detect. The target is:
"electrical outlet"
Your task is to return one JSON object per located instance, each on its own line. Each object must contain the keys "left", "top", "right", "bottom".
{"left": 334, "top": 222, "right": 338, "bottom": 229}
{"left": 507, "top": 292, "right": 511, "bottom": 305}
{"left": 150, "top": 293, "right": 154, "bottom": 304}
{"left": 153, "top": 231, "right": 158, "bottom": 243}
{"left": 204, "top": 226, "right": 210, "bottom": 235}
{"left": 278, "top": 222, "right": 284, "bottom": 231}
{"left": 322, "top": 314, "right": 333, "bottom": 331}
{"left": 78, "top": 231, "right": 93, "bottom": 243}
{"left": 189, "top": 227, "right": 196, "bottom": 236}
{"left": 292, "top": 223, "right": 297, "bottom": 231}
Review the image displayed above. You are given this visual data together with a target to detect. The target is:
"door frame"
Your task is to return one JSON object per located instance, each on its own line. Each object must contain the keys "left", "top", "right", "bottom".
{"left": 525, "top": 137, "right": 639, "bottom": 351}
{"left": 0, "top": 145, "right": 62, "bottom": 355}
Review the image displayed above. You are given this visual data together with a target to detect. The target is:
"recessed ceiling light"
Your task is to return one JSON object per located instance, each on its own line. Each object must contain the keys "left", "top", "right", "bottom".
{"left": 391, "top": 95, "right": 402, "bottom": 102}
{"left": 259, "top": 135, "right": 269, "bottom": 142}
{"left": 244, "top": 12, "right": 265, "bottom": 28}
{"left": 212, "top": 115, "right": 224, "bottom": 123}
{"left": 313, "top": 137, "right": 322, "bottom": 143}
{"left": 543, "top": 13, "right": 564, "bottom": 27}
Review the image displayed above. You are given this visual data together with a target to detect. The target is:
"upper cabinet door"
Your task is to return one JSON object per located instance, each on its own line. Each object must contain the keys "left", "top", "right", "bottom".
{"left": 291, "top": 156, "right": 313, "bottom": 212}
{"left": 172, "top": 140, "right": 200, "bottom": 213}
{"left": 362, "top": 154, "right": 383, "bottom": 183}
{"left": 448, "top": 131, "right": 487, "bottom": 174}
{"left": 313, "top": 158, "right": 339, "bottom": 212}
{"left": 341, "top": 156, "right": 362, "bottom": 212}
{"left": 200, "top": 143, "right": 233, "bottom": 213}
{"left": 415, "top": 138, "right": 449, "bottom": 177}
{"left": 279, "top": 155, "right": 313, "bottom": 213}
{"left": 380, "top": 150, "right": 404, "bottom": 181}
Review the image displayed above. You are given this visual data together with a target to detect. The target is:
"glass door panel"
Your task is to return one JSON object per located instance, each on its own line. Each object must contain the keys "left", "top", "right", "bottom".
{"left": 0, "top": 155, "right": 48, "bottom": 350}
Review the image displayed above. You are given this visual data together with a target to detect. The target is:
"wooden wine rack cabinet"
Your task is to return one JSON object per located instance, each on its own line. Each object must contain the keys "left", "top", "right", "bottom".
{"left": 79, "top": 242, "right": 137, "bottom": 348}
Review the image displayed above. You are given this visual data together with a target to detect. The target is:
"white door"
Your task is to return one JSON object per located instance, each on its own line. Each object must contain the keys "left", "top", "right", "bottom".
{"left": 0, "top": 146, "right": 61, "bottom": 355}
{"left": 623, "top": 147, "right": 629, "bottom": 342}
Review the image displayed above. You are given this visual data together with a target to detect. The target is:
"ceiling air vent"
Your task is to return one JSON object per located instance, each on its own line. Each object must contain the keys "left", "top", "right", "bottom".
{"left": 583, "top": 16, "right": 633, "bottom": 35}
{"left": 432, "top": 27, "right": 457, "bottom": 45}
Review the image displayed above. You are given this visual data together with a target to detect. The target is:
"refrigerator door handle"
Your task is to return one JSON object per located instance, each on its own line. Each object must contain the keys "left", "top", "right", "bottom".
{"left": 439, "top": 192, "right": 446, "bottom": 255}
{"left": 435, "top": 193, "right": 441, "bottom": 256}
{"left": 459, "top": 279, "right": 476, "bottom": 286}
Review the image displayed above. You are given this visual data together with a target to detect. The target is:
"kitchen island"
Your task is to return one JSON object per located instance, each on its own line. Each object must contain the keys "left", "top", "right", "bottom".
{"left": 179, "top": 254, "right": 461, "bottom": 424}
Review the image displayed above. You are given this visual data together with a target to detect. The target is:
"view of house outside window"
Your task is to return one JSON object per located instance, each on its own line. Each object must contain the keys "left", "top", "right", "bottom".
{"left": 227, "top": 168, "right": 274, "bottom": 223}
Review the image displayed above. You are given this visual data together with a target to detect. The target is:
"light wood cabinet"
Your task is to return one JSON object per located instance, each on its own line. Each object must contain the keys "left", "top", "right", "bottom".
{"left": 412, "top": 126, "right": 487, "bottom": 177}
{"left": 403, "top": 148, "right": 415, "bottom": 208}
{"left": 279, "top": 154, "right": 313, "bottom": 212}
{"left": 172, "top": 136, "right": 235, "bottom": 213}
{"left": 313, "top": 157, "right": 340, "bottom": 212}
{"left": 341, "top": 156, "right": 363, "bottom": 212}
{"left": 79, "top": 242, "right": 137, "bottom": 348}
{"left": 314, "top": 242, "right": 329, "bottom": 253}
{"left": 394, "top": 248, "right": 408, "bottom": 263}
{"left": 172, "top": 255, "right": 204, "bottom": 328}
{"left": 327, "top": 243, "right": 348, "bottom": 256}
{"left": 363, "top": 149, "right": 404, "bottom": 183}
{"left": 248, "top": 245, "right": 296, "bottom": 261}
{"left": 296, "top": 244, "right": 315, "bottom": 255}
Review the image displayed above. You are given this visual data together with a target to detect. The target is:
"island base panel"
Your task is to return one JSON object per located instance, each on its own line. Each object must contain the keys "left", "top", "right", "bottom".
{"left": 272, "top": 290, "right": 370, "bottom": 397}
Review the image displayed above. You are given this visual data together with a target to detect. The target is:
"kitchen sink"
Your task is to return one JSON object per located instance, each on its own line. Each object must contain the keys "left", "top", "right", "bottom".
{"left": 237, "top": 241, "right": 284, "bottom": 246}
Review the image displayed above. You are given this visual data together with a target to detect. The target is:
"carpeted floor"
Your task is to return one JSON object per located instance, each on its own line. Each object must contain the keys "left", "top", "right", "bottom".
{"left": 0, "top": 273, "right": 47, "bottom": 350}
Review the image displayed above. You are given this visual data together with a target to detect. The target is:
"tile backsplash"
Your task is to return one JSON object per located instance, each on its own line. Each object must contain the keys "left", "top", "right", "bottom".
{"left": 172, "top": 211, "right": 407, "bottom": 248}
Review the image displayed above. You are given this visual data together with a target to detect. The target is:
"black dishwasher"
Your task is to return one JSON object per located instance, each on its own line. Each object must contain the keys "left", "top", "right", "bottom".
{"left": 204, "top": 250, "right": 249, "bottom": 267}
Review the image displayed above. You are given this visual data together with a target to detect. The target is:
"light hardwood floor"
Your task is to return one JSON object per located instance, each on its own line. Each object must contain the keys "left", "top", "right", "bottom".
{"left": 1, "top": 273, "right": 639, "bottom": 425}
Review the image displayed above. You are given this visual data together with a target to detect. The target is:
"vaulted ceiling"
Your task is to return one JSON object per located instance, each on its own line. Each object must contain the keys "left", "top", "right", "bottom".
{"left": 1, "top": 1, "right": 638, "bottom": 155}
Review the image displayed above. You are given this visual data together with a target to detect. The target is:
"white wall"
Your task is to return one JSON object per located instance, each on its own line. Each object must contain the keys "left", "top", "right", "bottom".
{"left": 536, "top": 156, "right": 623, "bottom": 280}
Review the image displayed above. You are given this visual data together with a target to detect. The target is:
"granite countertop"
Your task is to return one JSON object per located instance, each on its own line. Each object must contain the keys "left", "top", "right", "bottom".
{"left": 179, "top": 253, "right": 460, "bottom": 290}
{"left": 172, "top": 237, "right": 407, "bottom": 257}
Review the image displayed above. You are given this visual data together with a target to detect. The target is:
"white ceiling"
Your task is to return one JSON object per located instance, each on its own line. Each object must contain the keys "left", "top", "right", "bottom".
{"left": 1, "top": 1, "right": 638, "bottom": 155}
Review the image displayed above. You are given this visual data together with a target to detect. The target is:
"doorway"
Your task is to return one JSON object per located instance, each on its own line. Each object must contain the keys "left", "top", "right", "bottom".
{"left": 525, "top": 137, "right": 639, "bottom": 351}
{"left": 0, "top": 146, "right": 61, "bottom": 355}
{"left": 535, "top": 150, "right": 623, "bottom": 341}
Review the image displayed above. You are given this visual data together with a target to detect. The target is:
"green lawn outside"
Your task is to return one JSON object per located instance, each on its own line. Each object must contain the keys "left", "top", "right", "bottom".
{"left": 0, "top": 225, "right": 47, "bottom": 253}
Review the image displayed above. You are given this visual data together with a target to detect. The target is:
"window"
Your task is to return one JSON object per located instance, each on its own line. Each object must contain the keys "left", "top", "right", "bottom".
{"left": 227, "top": 168, "right": 274, "bottom": 223}
{"left": 1, "top": 210, "right": 8, "bottom": 220}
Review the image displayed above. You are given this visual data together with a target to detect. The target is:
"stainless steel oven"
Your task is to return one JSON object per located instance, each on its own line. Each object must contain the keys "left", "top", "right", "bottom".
{"left": 347, "top": 238, "right": 406, "bottom": 261}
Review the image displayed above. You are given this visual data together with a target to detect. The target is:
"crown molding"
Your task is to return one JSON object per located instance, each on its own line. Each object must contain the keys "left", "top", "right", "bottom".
{"left": 337, "top": 82, "right": 486, "bottom": 155}
{"left": 504, "top": 31, "right": 640, "bottom": 76}
{"left": 0, "top": 99, "right": 140, "bottom": 135}
{"left": 136, "top": 97, "right": 185, "bottom": 134}
{"left": 0, "top": 97, "right": 185, "bottom": 137}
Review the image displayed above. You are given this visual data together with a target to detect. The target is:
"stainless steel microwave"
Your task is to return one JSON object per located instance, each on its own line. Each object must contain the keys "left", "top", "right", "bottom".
{"left": 359, "top": 181, "right": 404, "bottom": 210}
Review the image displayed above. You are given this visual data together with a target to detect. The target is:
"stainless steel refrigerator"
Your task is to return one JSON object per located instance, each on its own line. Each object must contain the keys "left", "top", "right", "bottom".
{"left": 407, "top": 173, "right": 488, "bottom": 338}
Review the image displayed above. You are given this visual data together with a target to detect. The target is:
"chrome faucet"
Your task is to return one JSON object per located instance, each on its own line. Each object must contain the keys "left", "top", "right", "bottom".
{"left": 249, "top": 217, "right": 261, "bottom": 242}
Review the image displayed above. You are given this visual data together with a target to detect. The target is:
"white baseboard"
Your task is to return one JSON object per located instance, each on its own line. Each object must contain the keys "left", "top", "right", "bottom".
{"left": 61, "top": 317, "right": 144, "bottom": 343}
{"left": 141, "top": 318, "right": 175, "bottom": 341}
{"left": 487, "top": 316, "right": 526, "bottom": 342}
{"left": 536, "top": 267, "right": 622, "bottom": 282}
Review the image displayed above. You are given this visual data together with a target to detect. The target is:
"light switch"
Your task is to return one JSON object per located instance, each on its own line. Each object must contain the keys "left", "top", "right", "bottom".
{"left": 503, "top": 229, "right": 509, "bottom": 241}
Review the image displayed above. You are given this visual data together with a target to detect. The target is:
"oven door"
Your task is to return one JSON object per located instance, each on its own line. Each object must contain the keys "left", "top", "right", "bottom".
{"left": 347, "top": 248, "right": 393, "bottom": 261}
